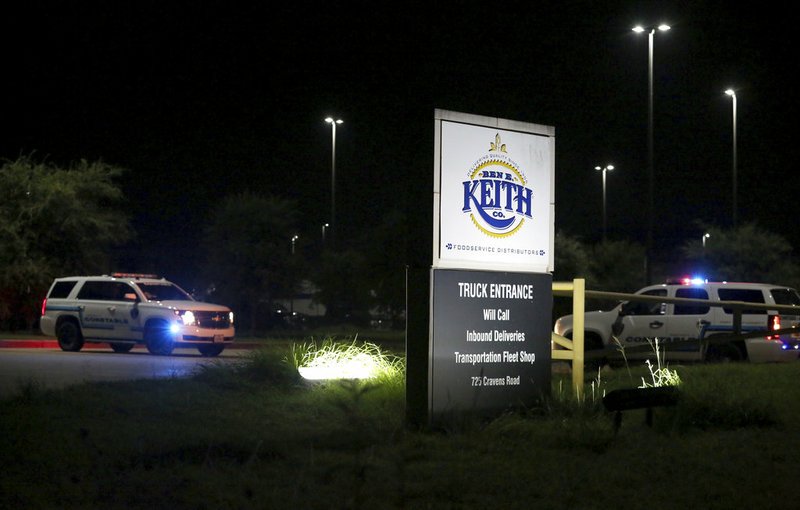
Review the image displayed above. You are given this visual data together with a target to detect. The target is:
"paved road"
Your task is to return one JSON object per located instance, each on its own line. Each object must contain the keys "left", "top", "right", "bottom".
{"left": 0, "top": 346, "right": 246, "bottom": 399}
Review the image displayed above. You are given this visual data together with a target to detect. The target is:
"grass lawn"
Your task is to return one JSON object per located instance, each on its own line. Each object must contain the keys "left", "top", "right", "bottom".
{"left": 2, "top": 339, "right": 799, "bottom": 509}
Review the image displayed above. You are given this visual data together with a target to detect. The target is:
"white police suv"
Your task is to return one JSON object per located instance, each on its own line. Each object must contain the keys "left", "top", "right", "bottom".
{"left": 554, "top": 279, "right": 800, "bottom": 363}
{"left": 40, "top": 273, "right": 235, "bottom": 356}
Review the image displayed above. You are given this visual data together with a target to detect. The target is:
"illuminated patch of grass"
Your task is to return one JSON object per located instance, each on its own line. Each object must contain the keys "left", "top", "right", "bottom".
{"left": 639, "top": 339, "right": 682, "bottom": 388}
{"left": 290, "top": 337, "right": 404, "bottom": 383}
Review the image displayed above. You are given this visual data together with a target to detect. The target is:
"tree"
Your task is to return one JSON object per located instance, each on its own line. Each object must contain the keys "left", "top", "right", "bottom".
{"left": 552, "top": 231, "right": 591, "bottom": 319}
{"left": 552, "top": 233, "right": 647, "bottom": 315}
{"left": 588, "top": 240, "right": 646, "bottom": 293}
{"left": 552, "top": 231, "right": 590, "bottom": 283}
{"left": 681, "top": 223, "right": 800, "bottom": 288}
{"left": 360, "top": 208, "right": 408, "bottom": 326}
{"left": 0, "top": 155, "right": 132, "bottom": 330}
{"left": 202, "top": 193, "right": 300, "bottom": 333}
{"left": 313, "top": 249, "right": 372, "bottom": 323}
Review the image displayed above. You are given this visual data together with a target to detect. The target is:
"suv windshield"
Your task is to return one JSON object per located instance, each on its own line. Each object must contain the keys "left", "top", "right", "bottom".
{"left": 772, "top": 288, "right": 800, "bottom": 306}
{"left": 135, "top": 283, "right": 194, "bottom": 302}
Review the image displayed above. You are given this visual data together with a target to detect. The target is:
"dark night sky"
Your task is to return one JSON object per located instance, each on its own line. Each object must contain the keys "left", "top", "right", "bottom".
{"left": 3, "top": 1, "right": 797, "bottom": 286}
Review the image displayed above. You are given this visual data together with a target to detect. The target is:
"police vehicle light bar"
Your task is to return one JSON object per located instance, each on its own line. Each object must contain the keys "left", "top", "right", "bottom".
{"left": 110, "top": 272, "right": 159, "bottom": 279}
{"left": 665, "top": 276, "right": 708, "bottom": 285}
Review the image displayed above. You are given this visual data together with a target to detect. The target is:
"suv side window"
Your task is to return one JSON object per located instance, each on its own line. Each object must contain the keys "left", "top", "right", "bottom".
{"left": 674, "top": 288, "right": 710, "bottom": 315}
{"left": 77, "top": 281, "right": 137, "bottom": 302}
{"left": 623, "top": 289, "right": 667, "bottom": 315}
{"left": 48, "top": 281, "right": 77, "bottom": 298}
{"left": 718, "top": 288, "right": 766, "bottom": 314}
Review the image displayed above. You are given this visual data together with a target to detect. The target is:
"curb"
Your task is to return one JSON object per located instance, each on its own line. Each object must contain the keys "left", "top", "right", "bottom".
{"left": 0, "top": 339, "right": 61, "bottom": 349}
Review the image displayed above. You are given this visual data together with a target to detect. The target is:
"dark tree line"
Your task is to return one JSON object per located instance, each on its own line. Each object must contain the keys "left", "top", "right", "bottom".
{"left": 200, "top": 193, "right": 408, "bottom": 333}
{"left": 4, "top": 155, "right": 800, "bottom": 334}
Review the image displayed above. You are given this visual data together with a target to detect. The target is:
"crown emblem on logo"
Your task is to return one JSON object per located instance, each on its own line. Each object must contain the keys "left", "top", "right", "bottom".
{"left": 489, "top": 133, "right": 507, "bottom": 153}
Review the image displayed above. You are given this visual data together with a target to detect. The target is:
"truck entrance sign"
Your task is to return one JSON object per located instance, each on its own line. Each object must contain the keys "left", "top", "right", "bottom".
{"left": 430, "top": 269, "right": 552, "bottom": 419}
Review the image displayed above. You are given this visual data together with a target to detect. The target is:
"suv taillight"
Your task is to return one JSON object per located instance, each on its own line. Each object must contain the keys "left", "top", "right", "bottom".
{"left": 41, "top": 297, "right": 47, "bottom": 317}
{"left": 767, "top": 314, "right": 781, "bottom": 340}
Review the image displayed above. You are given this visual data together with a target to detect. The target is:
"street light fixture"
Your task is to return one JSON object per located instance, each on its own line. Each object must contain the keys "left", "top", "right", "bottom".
{"left": 633, "top": 22, "right": 670, "bottom": 284}
{"left": 325, "top": 117, "right": 343, "bottom": 248}
{"left": 291, "top": 234, "right": 299, "bottom": 255}
{"left": 725, "top": 89, "right": 738, "bottom": 228}
{"left": 594, "top": 164, "right": 615, "bottom": 242}
{"left": 702, "top": 232, "right": 711, "bottom": 248}
{"left": 322, "top": 223, "right": 329, "bottom": 245}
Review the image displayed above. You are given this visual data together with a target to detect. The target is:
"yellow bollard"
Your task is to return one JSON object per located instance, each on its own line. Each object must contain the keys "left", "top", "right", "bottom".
{"left": 572, "top": 278, "right": 585, "bottom": 399}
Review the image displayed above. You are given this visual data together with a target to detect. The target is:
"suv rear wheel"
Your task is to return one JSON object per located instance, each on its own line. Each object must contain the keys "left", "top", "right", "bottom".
{"left": 705, "top": 338, "right": 744, "bottom": 362}
{"left": 57, "top": 320, "right": 84, "bottom": 352}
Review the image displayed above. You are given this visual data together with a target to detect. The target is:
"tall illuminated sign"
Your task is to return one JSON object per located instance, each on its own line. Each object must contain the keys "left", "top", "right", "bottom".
{"left": 416, "top": 109, "right": 555, "bottom": 424}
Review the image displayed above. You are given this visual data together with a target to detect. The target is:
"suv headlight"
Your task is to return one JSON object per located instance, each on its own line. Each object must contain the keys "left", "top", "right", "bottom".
{"left": 174, "top": 310, "right": 196, "bottom": 326}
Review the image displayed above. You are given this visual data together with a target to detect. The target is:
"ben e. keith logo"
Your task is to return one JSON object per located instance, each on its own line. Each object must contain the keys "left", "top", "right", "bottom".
{"left": 461, "top": 134, "right": 533, "bottom": 238}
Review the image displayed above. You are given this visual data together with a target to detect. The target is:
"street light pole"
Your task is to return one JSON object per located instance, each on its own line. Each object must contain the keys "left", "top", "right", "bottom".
{"left": 725, "top": 89, "right": 738, "bottom": 228}
{"left": 325, "top": 117, "right": 343, "bottom": 248}
{"left": 290, "top": 234, "right": 299, "bottom": 313}
{"left": 633, "top": 23, "right": 670, "bottom": 284}
{"left": 595, "top": 165, "right": 615, "bottom": 242}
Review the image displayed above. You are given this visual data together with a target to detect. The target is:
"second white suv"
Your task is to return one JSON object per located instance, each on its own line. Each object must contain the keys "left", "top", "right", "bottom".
{"left": 554, "top": 279, "right": 800, "bottom": 363}
{"left": 40, "top": 273, "right": 235, "bottom": 356}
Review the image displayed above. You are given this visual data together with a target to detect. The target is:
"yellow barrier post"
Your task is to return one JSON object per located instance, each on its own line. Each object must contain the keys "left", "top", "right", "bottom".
{"left": 551, "top": 278, "right": 586, "bottom": 399}
{"left": 572, "top": 278, "right": 585, "bottom": 399}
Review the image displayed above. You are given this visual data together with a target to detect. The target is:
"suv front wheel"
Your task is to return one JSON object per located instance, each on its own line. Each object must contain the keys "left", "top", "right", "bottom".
{"left": 57, "top": 320, "right": 84, "bottom": 352}
{"left": 145, "top": 324, "right": 175, "bottom": 356}
{"left": 197, "top": 344, "right": 225, "bottom": 357}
